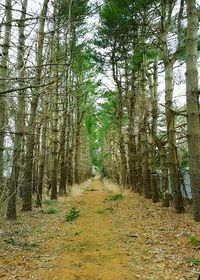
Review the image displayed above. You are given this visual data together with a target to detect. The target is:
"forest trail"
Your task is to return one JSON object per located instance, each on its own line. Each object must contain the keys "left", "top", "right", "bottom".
{"left": 1, "top": 178, "right": 200, "bottom": 279}
{"left": 35, "top": 177, "right": 130, "bottom": 280}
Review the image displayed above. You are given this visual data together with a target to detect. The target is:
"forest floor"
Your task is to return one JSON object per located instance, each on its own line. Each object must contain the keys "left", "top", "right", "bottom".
{"left": 0, "top": 177, "right": 200, "bottom": 280}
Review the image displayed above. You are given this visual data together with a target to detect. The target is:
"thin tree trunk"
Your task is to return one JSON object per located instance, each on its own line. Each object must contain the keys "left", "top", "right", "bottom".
{"left": 50, "top": 88, "right": 59, "bottom": 200}
{"left": 36, "top": 103, "right": 48, "bottom": 207}
{"left": 186, "top": 0, "right": 200, "bottom": 221}
{"left": 59, "top": 106, "right": 68, "bottom": 196}
{"left": 149, "top": 61, "right": 159, "bottom": 202}
{"left": 0, "top": 0, "right": 12, "bottom": 192}
{"left": 22, "top": 0, "right": 49, "bottom": 211}
{"left": 6, "top": 0, "right": 28, "bottom": 219}
{"left": 165, "top": 62, "right": 184, "bottom": 213}
{"left": 74, "top": 95, "right": 81, "bottom": 184}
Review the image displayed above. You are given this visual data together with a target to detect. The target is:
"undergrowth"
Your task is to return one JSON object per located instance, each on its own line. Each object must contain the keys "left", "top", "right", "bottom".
{"left": 187, "top": 257, "right": 200, "bottom": 265}
{"left": 4, "top": 237, "right": 39, "bottom": 250}
{"left": 46, "top": 208, "right": 58, "bottom": 214}
{"left": 108, "top": 193, "right": 124, "bottom": 201}
{"left": 96, "top": 207, "right": 114, "bottom": 214}
{"left": 66, "top": 207, "right": 80, "bottom": 222}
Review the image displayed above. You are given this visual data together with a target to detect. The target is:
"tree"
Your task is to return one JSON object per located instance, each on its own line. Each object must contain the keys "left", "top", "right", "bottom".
{"left": 185, "top": 0, "right": 200, "bottom": 221}
{"left": 0, "top": 0, "right": 12, "bottom": 192}
{"left": 22, "top": 0, "right": 49, "bottom": 211}
{"left": 6, "top": 0, "right": 28, "bottom": 219}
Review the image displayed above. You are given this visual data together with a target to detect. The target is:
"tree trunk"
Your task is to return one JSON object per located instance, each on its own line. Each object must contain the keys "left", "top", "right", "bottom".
{"left": 140, "top": 50, "right": 151, "bottom": 199}
{"left": 50, "top": 89, "right": 59, "bottom": 200}
{"left": 22, "top": 0, "right": 49, "bottom": 211}
{"left": 186, "top": 0, "right": 200, "bottom": 221}
{"left": 149, "top": 61, "right": 159, "bottom": 202}
{"left": 0, "top": 0, "right": 12, "bottom": 192}
{"left": 165, "top": 62, "right": 184, "bottom": 213}
{"left": 36, "top": 98, "right": 48, "bottom": 207}
{"left": 74, "top": 94, "right": 81, "bottom": 184}
{"left": 59, "top": 108, "right": 68, "bottom": 196}
{"left": 6, "top": 0, "right": 28, "bottom": 219}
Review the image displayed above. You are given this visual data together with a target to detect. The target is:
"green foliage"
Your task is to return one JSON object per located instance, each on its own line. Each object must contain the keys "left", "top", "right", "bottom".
{"left": 4, "top": 238, "right": 39, "bottom": 250}
{"left": 96, "top": 207, "right": 114, "bottom": 214}
{"left": 187, "top": 257, "right": 200, "bottom": 265}
{"left": 147, "top": 49, "right": 158, "bottom": 60}
{"left": 106, "top": 207, "right": 114, "bottom": 211}
{"left": 57, "top": 0, "right": 90, "bottom": 27}
{"left": 74, "top": 231, "right": 82, "bottom": 236}
{"left": 66, "top": 207, "right": 80, "bottom": 222}
{"left": 46, "top": 208, "right": 58, "bottom": 214}
{"left": 189, "top": 236, "right": 200, "bottom": 247}
{"left": 96, "top": 209, "right": 106, "bottom": 214}
{"left": 108, "top": 193, "right": 124, "bottom": 201}
{"left": 85, "top": 188, "right": 98, "bottom": 192}
{"left": 4, "top": 237, "right": 18, "bottom": 246}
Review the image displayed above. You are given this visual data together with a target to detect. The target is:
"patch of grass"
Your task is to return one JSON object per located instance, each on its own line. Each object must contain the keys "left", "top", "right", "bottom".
{"left": 187, "top": 257, "right": 200, "bottom": 265}
{"left": 46, "top": 207, "right": 58, "bottom": 214}
{"left": 189, "top": 235, "right": 200, "bottom": 247}
{"left": 96, "top": 209, "right": 106, "bottom": 214}
{"left": 43, "top": 199, "right": 57, "bottom": 206}
{"left": 96, "top": 207, "right": 114, "bottom": 214}
{"left": 74, "top": 231, "right": 82, "bottom": 236}
{"left": 100, "top": 255, "right": 116, "bottom": 263}
{"left": 66, "top": 207, "right": 80, "bottom": 223}
{"left": 106, "top": 207, "right": 114, "bottom": 211}
{"left": 4, "top": 237, "right": 18, "bottom": 246}
{"left": 108, "top": 193, "right": 124, "bottom": 201}
{"left": 4, "top": 237, "right": 39, "bottom": 250}
{"left": 20, "top": 242, "right": 40, "bottom": 251}
{"left": 85, "top": 188, "right": 98, "bottom": 192}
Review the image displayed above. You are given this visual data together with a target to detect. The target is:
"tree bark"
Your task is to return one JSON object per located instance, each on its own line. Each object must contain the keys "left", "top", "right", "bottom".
{"left": 186, "top": 0, "right": 200, "bottom": 221}
{"left": 164, "top": 62, "right": 184, "bottom": 213}
{"left": 22, "top": 0, "right": 49, "bottom": 211}
{"left": 0, "top": 0, "right": 12, "bottom": 192}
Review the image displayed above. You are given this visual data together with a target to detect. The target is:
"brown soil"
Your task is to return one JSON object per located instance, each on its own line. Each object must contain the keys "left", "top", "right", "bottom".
{"left": 0, "top": 178, "right": 200, "bottom": 279}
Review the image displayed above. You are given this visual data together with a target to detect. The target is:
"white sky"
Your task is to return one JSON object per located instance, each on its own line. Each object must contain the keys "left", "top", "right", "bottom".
{"left": 1, "top": 0, "right": 199, "bottom": 109}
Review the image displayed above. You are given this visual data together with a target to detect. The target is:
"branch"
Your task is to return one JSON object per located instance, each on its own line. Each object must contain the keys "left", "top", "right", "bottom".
{"left": 0, "top": 78, "right": 59, "bottom": 95}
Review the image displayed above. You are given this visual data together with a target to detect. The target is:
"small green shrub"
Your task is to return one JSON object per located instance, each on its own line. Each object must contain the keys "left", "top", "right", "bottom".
{"left": 108, "top": 194, "right": 124, "bottom": 201}
{"left": 74, "top": 231, "right": 82, "bottom": 236}
{"left": 187, "top": 257, "right": 200, "bottom": 265}
{"left": 4, "top": 237, "right": 18, "bottom": 246}
{"left": 189, "top": 235, "right": 200, "bottom": 247}
{"left": 106, "top": 207, "right": 114, "bottom": 211}
{"left": 47, "top": 207, "right": 58, "bottom": 214}
{"left": 66, "top": 207, "right": 80, "bottom": 222}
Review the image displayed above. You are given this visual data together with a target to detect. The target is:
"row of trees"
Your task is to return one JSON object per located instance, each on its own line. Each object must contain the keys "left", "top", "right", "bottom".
{"left": 95, "top": 0, "right": 200, "bottom": 220}
{"left": 1, "top": 0, "right": 200, "bottom": 222}
{"left": 0, "top": 0, "right": 97, "bottom": 219}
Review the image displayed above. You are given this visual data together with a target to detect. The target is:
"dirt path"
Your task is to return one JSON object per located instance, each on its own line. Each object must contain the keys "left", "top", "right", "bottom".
{"left": 36, "top": 177, "right": 130, "bottom": 280}
{"left": 1, "top": 178, "right": 200, "bottom": 279}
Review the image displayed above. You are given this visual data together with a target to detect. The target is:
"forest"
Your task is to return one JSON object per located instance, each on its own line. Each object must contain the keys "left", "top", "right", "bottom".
{"left": 0, "top": 0, "right": 200, "bottom": 279}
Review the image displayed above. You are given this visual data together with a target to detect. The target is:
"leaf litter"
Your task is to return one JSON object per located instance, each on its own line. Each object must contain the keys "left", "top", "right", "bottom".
{"left": 0, "top": 177, "right": 200, "bottom": 279}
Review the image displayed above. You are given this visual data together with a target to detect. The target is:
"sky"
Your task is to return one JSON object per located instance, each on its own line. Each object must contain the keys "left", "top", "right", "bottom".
{"left": 2, "top": 0, "right": 200, "bottom": 109}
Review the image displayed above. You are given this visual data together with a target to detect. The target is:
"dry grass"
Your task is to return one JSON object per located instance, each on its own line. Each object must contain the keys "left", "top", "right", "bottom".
{"left": 1, "top": 179, "right": 200, "bottom": 279}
